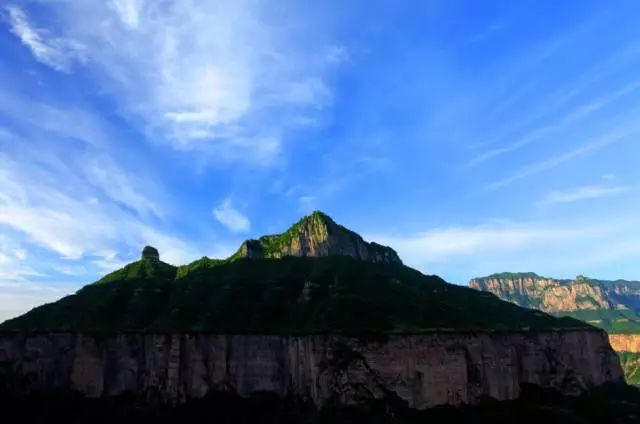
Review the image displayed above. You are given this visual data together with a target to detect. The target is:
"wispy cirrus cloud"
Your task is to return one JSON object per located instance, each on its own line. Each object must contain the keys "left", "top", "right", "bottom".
{"left": 543, "top": 185, "right": 629, "bottom": 204}
{"left": 484, "top": 125, "right": 637, "bottom": 191}
{"left": 0, "top": 128, "right": 197, "bottom": 265}
{"left": 3, "top": 2, "right": 344, "bottom": 163}
{"left": 469, "top": 81, "right": 640, "bottom": 166}
{"left": 3, "top": 5, "right": 86, "bottom": 72}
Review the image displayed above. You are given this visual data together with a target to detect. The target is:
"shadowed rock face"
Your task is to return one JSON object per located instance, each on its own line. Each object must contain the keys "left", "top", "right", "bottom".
{"left": 231, "top": 211, "right": 402, "bottom": 264}
{"left": 141, "top": 246, "right": 160, "bottom": 263}
{"left": 0, "top": 330, "right": 622, "bottom": 407}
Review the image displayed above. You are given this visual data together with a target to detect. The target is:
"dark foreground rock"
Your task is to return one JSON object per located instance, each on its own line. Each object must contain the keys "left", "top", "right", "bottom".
{"left": 0, "top": 383, "right": 639, "bottom": 424}
{"left": 0, "top": 330, "right": 622, "bottom": 408}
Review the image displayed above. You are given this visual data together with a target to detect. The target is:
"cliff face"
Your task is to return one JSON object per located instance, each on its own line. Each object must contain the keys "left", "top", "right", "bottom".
{"left": 608, "top": 335, "right": 640, "bottom": 385}
{"left": 0, "top": 331, "right": 622, "bottom": 408}
{"left": 609, "top": 334, "right": 640, "bottom": 353}
{"left": 231, "top": 211, "right": 402, "bottom": 264}
{"left": 469, "top": 274, "right": 614, "bottom": 313}
{"left": 470, "top": 273, "right": 640, "bottom": 385}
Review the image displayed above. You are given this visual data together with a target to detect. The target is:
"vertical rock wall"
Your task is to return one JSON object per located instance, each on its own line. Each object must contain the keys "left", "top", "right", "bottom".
{"left": 0, "top": 330, "right": 623, "bottom": 408}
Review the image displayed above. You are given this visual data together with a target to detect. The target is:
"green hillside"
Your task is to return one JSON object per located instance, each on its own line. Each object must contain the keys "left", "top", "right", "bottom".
{"left": 561, "top": 310, "right": 640, "bottom": 334}
{"left": 0, "top": 255, "right": 587, "bottom": 333}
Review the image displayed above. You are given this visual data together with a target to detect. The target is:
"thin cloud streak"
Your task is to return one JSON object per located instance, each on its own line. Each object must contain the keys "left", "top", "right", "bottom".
{"left": 3, "top": 5, "right": 86, "bottom": 72}
{"left": 469, "top": 81, "right": 640, "bottom": 166}
{"left": 543, "top": 185, "right": 629, "bottom": 204}
{"left": 484, "top": 126, "right": 636, "bottom": 191}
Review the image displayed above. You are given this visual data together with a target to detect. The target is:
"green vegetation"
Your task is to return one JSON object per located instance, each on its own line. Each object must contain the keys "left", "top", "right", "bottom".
{"left": 0, "top": 256, "right": 588, "bottom": 333}
{"left": 485, "top": 272, "right": 543, "bottom": 279}
{"left": 618, "top": 352, "right": 640, "bottom": 386}
{"left": 558, "top": 310, "right": 640, "bottom": 334}
{"left": 175, "top": 256, "right": 225, "bottom": 279}
{"left": 95, "top": 259, "right": 176, "bottom": 285}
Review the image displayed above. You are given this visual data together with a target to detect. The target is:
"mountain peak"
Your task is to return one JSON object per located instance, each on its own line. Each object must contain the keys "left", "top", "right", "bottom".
{"left": 231, "top": 211, "right": 402, "bottom": 264}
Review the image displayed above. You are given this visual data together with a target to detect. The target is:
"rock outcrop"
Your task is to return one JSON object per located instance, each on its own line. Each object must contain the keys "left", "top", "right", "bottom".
{"left": 470, "top": 273, "right": 640, "bottom": 385}
{"left": 608, "top": 335, "right": 640, "bottom": 385}
{"left": 609, "top": 334, "right": 640, "bottom": 352}
{"left": 469, "top": 274, "right": 616, "bottom": 312}
{"left": 230, "top": 211, "right": 402, "bottom": 264}
{"left": 141, "top": 246, "right": 160, "bottom": 263}
{"left": 0, "top": 330, "right": 622, "bottom": 407}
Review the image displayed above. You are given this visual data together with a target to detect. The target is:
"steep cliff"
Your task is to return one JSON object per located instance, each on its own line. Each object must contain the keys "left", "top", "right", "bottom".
{"left": 469, "top": 273, "right": 615, "bottom": 312}
{"left": 0, "top": 331, "right": 622, "bottom": 408}
{"left": 229, "top": 211, "right": 402, "bottom": 264}
{"left": 470, "top": 273, "right": 640, "bottom": 385}
{"left": 470, "top": 273, "right": 640, "bottom": 333}
{"left": 609, "top": 334, "right": 640, "bottom": 352}
{"left": 608, "top": 334, "right": 640, "bottom": 385}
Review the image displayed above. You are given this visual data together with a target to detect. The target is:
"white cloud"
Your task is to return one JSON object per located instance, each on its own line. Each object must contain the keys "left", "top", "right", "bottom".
{"left": 370, "top": 218, "right": 640, "bottom": 283}
{"left": 3, "top": 5, "right": 86, "bottom": 72}
{"left": 373, "top": 224, "right": 592, "bottom": 264}
{"left": 213, "top": 199, "right": 251, "bottom": 233}
{"left": 0, "top": 132, "right": 198, "bottom": 266}
{"left": 4, "top": 1, "right": 343, "bottom": 162}
{"left": 83, "top": 156, "right": 163, "bottom": 219}
{"left": 109, "top": 0, "right": 143, "bottom": 29}
{"left": 543, "top": 185, "right": 629, "bottom": 204}
{"left": 0, "top": 90, "right": 112, "bottom": 148}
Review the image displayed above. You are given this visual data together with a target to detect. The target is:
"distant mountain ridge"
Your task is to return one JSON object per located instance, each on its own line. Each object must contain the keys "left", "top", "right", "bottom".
{"left": 470, "top": 273, "right": 640, "bottom": 320}
{"left": 470, "top": 272, "right": 640, "bottom": 385}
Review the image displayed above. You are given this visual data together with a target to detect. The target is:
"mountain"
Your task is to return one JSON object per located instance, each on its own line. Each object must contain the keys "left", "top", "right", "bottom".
{"left": 2, "top": 213, "right": 582, "bottom": 333}
{"left": 470, "top": 272, "right": 640, "bottom": 385}
{"left": 0, "top": 214, "right": 624, "bottom": 407}
{"left": 469, "top": 273, "right": 640, "bottom": 332}
{"left": 229, "top": 211, "right": 402, "bottom": 264}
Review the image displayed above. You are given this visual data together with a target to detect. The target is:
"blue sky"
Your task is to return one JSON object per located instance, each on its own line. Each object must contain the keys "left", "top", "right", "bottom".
{"left": 1, "top": 0, "right": 640, "bottom": 321}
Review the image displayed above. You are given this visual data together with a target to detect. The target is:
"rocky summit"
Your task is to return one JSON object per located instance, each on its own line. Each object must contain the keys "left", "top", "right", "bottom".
{"left": 141, "top": 245, "right": 160, "bottom": 263}
{"left": 230, "top": 211, "right": 402, "bottom": 264}
{"left": 0, "top": 214, "right": 625, "bottom": 409}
